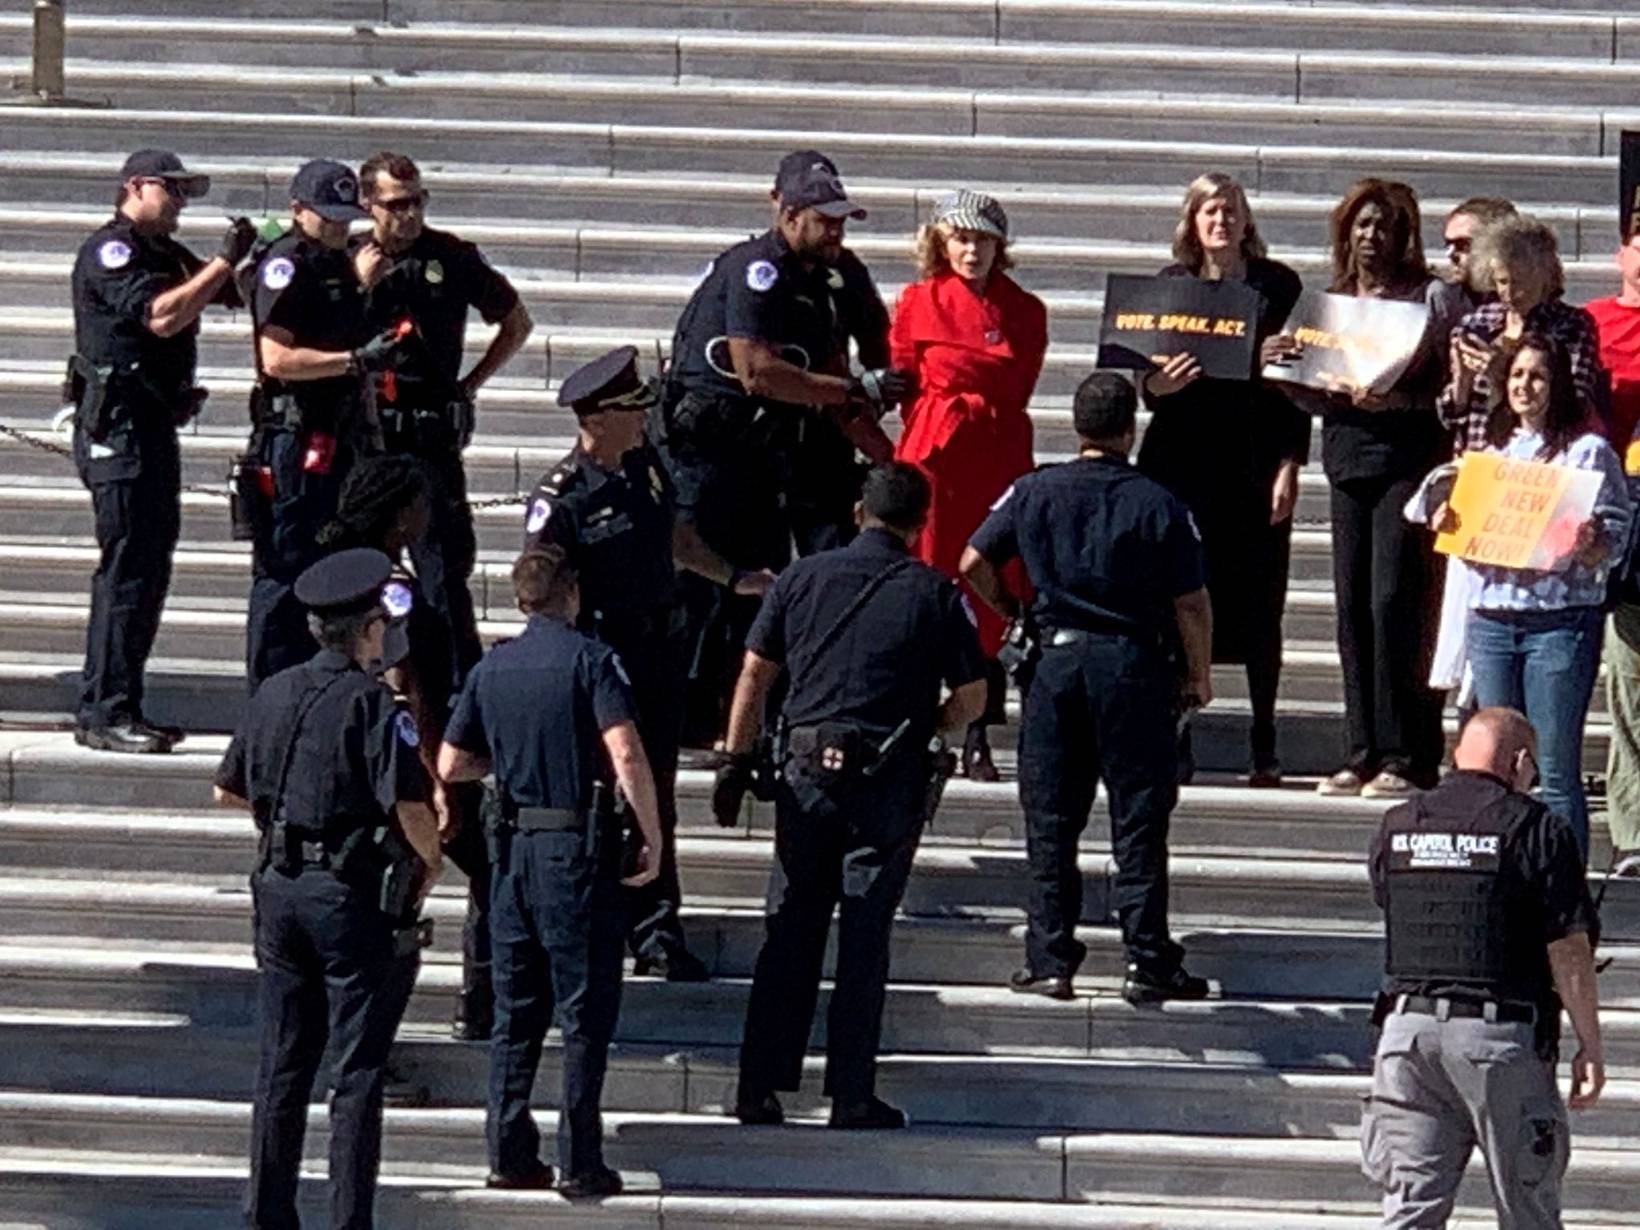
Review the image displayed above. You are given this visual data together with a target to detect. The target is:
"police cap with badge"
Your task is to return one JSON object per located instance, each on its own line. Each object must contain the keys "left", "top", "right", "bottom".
{"left": 558, "top": 345, "right": 658, "bottom": 418}
{"left": 294, "top": 547, "right": 412, "bottom": 669}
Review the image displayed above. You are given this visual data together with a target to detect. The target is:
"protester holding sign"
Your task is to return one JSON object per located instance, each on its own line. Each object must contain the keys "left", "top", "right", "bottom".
{"left": 1438, "top": 215, "right": 1604, "bottom": 457}
{"left": 1135, "top": 172, "right": 1307, "bottom": 784}
{"left": 892, "top": 190, "right": 1048, "bottom": 780}
{"left": 1430, "top": 334, "right": 1630, "bottom": 854}
{"left": 1290, "top": 180, "right": 1467, "bottom": 798}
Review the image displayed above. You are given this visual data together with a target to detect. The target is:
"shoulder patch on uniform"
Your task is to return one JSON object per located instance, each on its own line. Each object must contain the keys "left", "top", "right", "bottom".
{"left": 525, "top": 498, "right": 552, "bottom": 534}
{"left": 746, "top": 259, "right": 779, "bottom": 293}
{"left": 990, "top": 483, "right": 1016, "bottom": 512}
{"left": 262, "top": 256, "right": 295, "bottom": 291}
{"left": 97, "top": 240, "right": 132, "bottom": 271}
{"left": 394, "top": 709, "right": 420, "bottom": 748}
{"left": 381, "top": 580, "right": 414, "bottom": 619}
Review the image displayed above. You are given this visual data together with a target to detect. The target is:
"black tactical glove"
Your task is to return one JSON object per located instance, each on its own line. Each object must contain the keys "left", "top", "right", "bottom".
{"left": 218, "top": 217, "right": 257, "bottom": 267}
{"left": 850, "top": 367, "right": 914, "bottom": 412}
{"left": 350, "top": 325, "right": 412, "bottom": 375}
{"left": 712, "top": 753, "right": 756, "bottom": 828}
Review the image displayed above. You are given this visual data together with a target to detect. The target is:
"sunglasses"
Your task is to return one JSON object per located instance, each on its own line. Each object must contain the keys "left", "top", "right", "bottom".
{"left": 140, "top": 178, "right": 187, "bottom": 201}
{"left": 373, "top": 191, "right": 428, "bottom": 215}
{"left": 1444, "top": 236, "right": 1472, "bottom": 253}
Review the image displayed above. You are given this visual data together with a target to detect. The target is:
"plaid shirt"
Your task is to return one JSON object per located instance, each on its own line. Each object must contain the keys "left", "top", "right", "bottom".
{"left": 1469, "top": 429, "right": 1631, "bottom": 613}
{"left": 1435, "top": 297, "right": 1605, "bottom": 454}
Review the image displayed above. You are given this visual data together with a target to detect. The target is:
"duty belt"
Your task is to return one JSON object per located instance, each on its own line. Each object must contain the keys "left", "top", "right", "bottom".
{"left": 509, "top": 806, "right": 583, "bottom": 833}
{"left": 1393, "top": 993, "right": 1537, "bottom": 1026}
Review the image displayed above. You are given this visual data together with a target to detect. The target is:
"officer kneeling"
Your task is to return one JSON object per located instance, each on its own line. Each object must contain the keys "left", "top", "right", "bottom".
{"left": 1363, "top": 707, "right": 1603, "bottom": 1229}
{"left": 212, "top": 547, "right": 441, "bottom": 1230}
{"left": 718, "top": 462, "right": 987, "bottom": 1129}
{"left": 437, "top": 546, "right": 664, "bottom": 1197}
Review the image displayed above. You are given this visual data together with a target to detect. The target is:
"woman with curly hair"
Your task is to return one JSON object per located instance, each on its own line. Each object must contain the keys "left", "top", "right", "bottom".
{"left": 892, "top": 189, "right": 1048, "bottom": 779}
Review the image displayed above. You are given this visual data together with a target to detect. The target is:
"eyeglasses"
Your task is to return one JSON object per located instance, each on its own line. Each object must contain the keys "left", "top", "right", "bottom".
{"left": 373, "top": 191, "right": 428, "bottom": 215}
{"left": 1445, "top": 236, "right": 1472, "bottom": 253}
{"left": 140, "top": 178, "right": 186, "bottom": 201}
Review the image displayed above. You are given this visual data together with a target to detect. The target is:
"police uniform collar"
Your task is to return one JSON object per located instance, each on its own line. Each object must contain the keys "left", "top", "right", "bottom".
{"left": 1446, "top": 767, "right": 1514, "bottom": 793}
{"left": 311, "top": 648, "right": 360, "bottom": 674}
{"left": 1077, "top": 449, "right": 1131, "bottom": 467}
{"left": 854, "top": 525, "right": 910, "bottom": 555}
{"left": 525, "top": 612, "right": 574, "bottom": 633}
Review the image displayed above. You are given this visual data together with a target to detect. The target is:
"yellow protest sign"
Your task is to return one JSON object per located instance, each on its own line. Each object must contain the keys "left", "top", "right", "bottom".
{"left": 1434, "top": 451, "right": 1603, "bottom": 571}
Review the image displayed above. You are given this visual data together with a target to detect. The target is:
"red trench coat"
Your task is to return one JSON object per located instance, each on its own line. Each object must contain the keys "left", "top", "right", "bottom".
{"left": 891, "top": 271, "right": 1048, "bottom": 656}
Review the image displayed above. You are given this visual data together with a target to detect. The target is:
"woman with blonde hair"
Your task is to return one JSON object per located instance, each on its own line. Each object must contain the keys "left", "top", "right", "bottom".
{"left": 1136, "top": 171, "right": 1307, "bottom": 784}
{"left": 893, "top": 189, "right": 1048, "bottom": 779}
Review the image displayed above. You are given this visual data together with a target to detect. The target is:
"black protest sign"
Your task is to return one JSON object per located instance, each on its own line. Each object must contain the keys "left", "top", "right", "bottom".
{"left": 1623, "top": 130, "right": 1640, "bottom": 240}
{"left": 1096, "top": 274, "right": 1262, "bottom": 381}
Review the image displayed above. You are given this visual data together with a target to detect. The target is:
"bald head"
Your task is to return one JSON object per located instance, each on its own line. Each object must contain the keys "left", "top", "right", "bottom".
{"left": 1453, "top": 707, "right": 1537, "bottom": 782}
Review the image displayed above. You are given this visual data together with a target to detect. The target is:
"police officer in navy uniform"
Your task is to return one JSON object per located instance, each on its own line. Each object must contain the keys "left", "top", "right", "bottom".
{"left": 438, "top": 546, "right": 664, "bottom": 1197}
{"left": 524, "top": 346, "right": 770, "bottom": 981}
{"left": 212, "top": 547, "right": 440, "bottom": 1230}
{"left": 717, "top": 462, "right": 987, "bottom": 1129}
{"left": 961, "top": 372, "right": 1213, "bottom": 1004}
{"left": 1363, "top": 707, "right": 1603, "bottom": 1228}
{"left": 245, "top": 159, "right": 413, "bottom": 688}
{"left": 662, "top": 160, "right": 910, "bottom": 744}
{"left": 769, "top": 149, "right": 894, "bottom": 556}
{"left": 354, "top": 150, "right": 535, "bottom": 677}
{"left": 69, "top": 149, "right": 255, "bottom": 752}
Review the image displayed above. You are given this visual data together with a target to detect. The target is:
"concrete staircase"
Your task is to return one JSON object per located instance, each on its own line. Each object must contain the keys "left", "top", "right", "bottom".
{"left": 2, "top": 1, "right": 1639, "bottom": 1225}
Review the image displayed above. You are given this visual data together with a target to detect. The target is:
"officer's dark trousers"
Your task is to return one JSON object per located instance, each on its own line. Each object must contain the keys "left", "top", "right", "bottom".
{"left": 614, "top": 619, "right": 690, "bottom": 960}
{"left": 441, "top": 781, "right": 492, "bottom": 1015}
{"left": 738, "top": 764, "right": 922, "bottom": 1103}
{"left": 76, "top": 423, "right": 181, "bottom": 728}
{"left": 245, "top": 865, "right": 416, "bottom": 1230}
{"left": 1018, "top": 635, "right": 1183, "bottom": 980}
{"left": 407, "top": 451, "right": 482, "bottom": 680}
{"left": 1331, "top": 475, "right": 1442, "bottom": 783}
{"left": 488, "top": 825, "right": 624, "bottom": 1178}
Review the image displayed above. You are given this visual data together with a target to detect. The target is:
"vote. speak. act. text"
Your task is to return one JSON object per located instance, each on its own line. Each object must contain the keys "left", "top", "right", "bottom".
{"left": 1114, "top": 313, "right": 1247, "bottom": 336}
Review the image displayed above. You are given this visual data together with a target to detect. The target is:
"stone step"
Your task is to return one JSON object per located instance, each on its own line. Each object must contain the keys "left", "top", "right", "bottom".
{"left": 0, "top": 156, "right": 1595, "bottom": 255}
{"left": 0, "top": 107, "right": 1620, "bottom": 206}
{"left": 0, "top": 1152, "right": 1434, "bottom": 1230}
{"left": 0, "top": 941, "right": 1373, "bottom": 1059}
{"left": 0, "top": 57, "right": 1620, "bottom": 160}
{"left": 1, "top": 1090, "right": 1637, "bottom": 1213}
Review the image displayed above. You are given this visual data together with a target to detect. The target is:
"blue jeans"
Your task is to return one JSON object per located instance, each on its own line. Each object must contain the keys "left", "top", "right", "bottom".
{"left": 1466, "top": 606, "right": 1602, "bottom": 855}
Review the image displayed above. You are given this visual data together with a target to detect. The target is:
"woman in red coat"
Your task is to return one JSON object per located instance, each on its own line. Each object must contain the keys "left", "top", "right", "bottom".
{"left": 892, "top": 190, "right": 1049, "bottom": 779}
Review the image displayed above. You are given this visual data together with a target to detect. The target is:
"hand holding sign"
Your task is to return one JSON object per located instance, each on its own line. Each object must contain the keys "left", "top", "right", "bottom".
{"left": 1262, "top": 291, "right": 1430, "bottom": 398}
{"left": 1145, "top": 353, "right": 1204, "bottom": 397}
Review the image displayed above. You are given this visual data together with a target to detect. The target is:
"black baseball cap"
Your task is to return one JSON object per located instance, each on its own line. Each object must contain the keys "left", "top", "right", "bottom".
{"left": 289, "top": 159, "right": 368, "bottom": 221}
{"left": 118, "top": 149, "right": 210, "bottom": 199}
{"left": 774, "top": 155, "right": 866, "bottom": 221}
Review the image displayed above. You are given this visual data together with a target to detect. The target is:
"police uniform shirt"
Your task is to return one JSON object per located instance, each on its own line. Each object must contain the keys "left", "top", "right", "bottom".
{"left": 968, "top": 454, "right": 1205, "bottom": 637}
{"left": 667, "top": 229, "right": 841, "bottom": 402}
{"left": 215, "top": 649, "right": 428, "bottom": 827}
{"left": 442, "top": 615, "right": 638, "bottom": 811}
{"left": 72, "top": 215, "right": 207, "bottom": 410}
{"left": 1368, "top": 770, "right": 1598, "bottom": 1011}
{"left": 360, "top": 225, "right": 520, "bottom": 399}
{"left": 746, "top": 526, "right": 986, "bottom": 738}
{"left": 522, "top": 442, "right": 678, "bottom": 633}
{"left": 251, "top": 230, "right": 371, "bottom": 411}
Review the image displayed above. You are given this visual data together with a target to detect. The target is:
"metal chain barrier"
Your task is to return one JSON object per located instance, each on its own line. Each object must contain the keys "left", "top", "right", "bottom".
{"left": 0, "top": 418, "right": 530, "bottom": 509}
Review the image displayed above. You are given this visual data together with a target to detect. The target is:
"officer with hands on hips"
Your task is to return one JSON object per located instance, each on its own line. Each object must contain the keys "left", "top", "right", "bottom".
{"left": 768, "top": 149, "right": 894, "bottom": 556}
{"left": 663, "top": 157, "right": 912, "bottom": 742}
{"left": 244, "top": 159, "right": 414, "bottom": 689}
{"left": 715, "top": 462, "right": 987, "bottom": 1130}
{"left": 437, "top": 545, "right": 663, "bottom": 1199}
{"left": 1362, "top": 706, "right": 1602, "bottom": 1229}
{"left": 960, "top": 371, "right": 1213, "bottom": 1005}
{"left": 69, "top": 149, "right": 255, "bottom": 753}
{"left": 212, "top": 546, "right": 440, "bottom": 1230}
{"left": 354, "top": 149, "right": 534, "bottom": 677}
{"left": 525, "top": 346, "right": 771, "bottom": 981}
